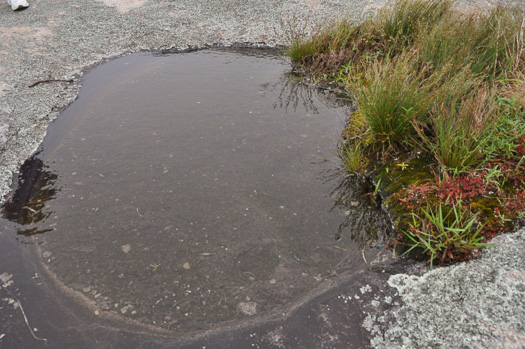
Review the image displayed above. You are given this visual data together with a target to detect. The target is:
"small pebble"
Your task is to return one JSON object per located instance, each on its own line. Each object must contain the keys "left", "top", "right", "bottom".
{"left": 237, "top": 302, "right": 258, "bottom": 316}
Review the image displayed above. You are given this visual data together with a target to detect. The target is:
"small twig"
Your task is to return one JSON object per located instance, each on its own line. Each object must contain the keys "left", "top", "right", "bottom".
{"left": 3, "top": 287, "right": 47, "bottom": 343}
{"left": 23, "top": 206, "right": 37, "bottom": 213}
{"left": 137, "top": 208, "right": 143, "bottom": 217}
{"left": 361, "top": 247, "right": 368, "bottom": 264}
{"left": 28, "top": 79, "right": 73, "bottom": 88}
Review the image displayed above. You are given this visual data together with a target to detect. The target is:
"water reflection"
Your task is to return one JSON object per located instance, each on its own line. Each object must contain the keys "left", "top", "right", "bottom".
{"left": 263, "top": 72, "right": 351, "bottom": 114}
{"left": 1, "top": 155, "right": 57, "bottom": 236}
{"left": 329, "top": 173, "right": 392, "bottom": 247}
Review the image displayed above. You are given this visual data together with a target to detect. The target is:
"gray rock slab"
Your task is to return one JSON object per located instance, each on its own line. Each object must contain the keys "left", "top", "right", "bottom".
{"left": 1, "top": 0, "right": 525, "bottom": 348}
{"left": 364, "top": 229, "right": 525, "bottom": 349}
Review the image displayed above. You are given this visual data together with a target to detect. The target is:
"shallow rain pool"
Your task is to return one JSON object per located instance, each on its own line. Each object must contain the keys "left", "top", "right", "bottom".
{"left": 2, "top": 49, "right": 390, "bottom": 331}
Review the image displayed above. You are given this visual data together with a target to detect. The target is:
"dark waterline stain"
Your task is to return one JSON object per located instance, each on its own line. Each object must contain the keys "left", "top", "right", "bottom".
{"left": 1, "top": 48, "right": 391, "bottom": 332}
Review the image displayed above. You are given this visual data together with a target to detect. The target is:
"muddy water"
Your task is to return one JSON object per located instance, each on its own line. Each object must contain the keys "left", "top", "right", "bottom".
{"left": 2, "top": 49, "right": 390, "bottom": 332}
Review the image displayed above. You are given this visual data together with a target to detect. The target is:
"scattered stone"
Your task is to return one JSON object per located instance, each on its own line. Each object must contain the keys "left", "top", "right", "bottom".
{"left": 4, "top": 298, "right": 19, "bottom": 310}
{"left": 97, "top": 299, "right": 112, "bottom": 310}
{"left": 237, "top": 302, "right": 258, "bottom": 316}
{"left": 0, "top": 273, "right": 13, "bottom": 287}
{"left": 183, "top": 262, "right": 191, "bottom": 270}
{"left": 121, "top": 244, "right": 131, "bottom": 254}
{"left": 42, "top": 251, "right": 52, "bottom": 258}
{"left": 120, "top": 304, "right": 135, "bottom": 314}
{"left": 82, "top": 286, "right": 91, "bottom": 293}
{"left": 269, "top": 278, "right": 277, "bottom": 285}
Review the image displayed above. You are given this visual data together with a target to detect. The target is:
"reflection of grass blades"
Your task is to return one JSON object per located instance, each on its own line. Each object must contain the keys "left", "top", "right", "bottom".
{"left": 403, "top": 201, "right": 494, "bottom": 269}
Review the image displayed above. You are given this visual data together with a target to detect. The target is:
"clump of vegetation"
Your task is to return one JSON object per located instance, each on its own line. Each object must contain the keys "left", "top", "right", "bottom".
{"left": 422, "top": 79, "right": 497, "bottom": 170}
{"left": 287, "top": 0, "right": 525, "bottom": 267}
{"left": 402, "top": 202, "right": 493, "bottom": 269}
{"left": 352, "top": 53, "right": 436, "bottom": 146}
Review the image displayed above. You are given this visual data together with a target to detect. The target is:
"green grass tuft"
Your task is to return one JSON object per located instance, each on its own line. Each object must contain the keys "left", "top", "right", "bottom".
{"left": 375, "top": 0, "right": 453, "bottom": 50}
{"left": 403, "top": 201, "right": 494, "bottom": 269}
{"left": 352, "top": 53, "right": 434, "bottom": 147}
{"left": 285, "top": 0, "right": 525, "bottom": 265}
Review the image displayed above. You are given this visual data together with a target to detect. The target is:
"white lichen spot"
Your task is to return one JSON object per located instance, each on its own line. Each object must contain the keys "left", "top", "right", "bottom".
{"left": 0, "top": 273, "right": 13, "bottom": 288}
{"left": 360, "top": 284, "right": 372, "bottom": 294}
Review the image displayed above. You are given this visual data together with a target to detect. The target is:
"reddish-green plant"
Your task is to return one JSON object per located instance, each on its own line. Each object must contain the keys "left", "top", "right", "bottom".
{"left": 437, "top": 175, "right": 490, "bottom": 204}
{"left": 516, "top": 135, "right": 525, "bottom": 157}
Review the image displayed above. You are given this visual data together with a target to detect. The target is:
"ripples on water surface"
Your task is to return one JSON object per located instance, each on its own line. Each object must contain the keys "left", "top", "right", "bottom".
{"left": 2, "top": 49, "right": 390, "bottom": 330}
